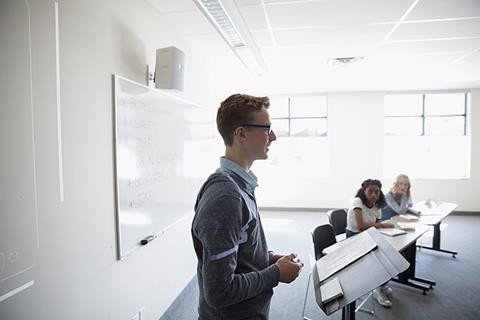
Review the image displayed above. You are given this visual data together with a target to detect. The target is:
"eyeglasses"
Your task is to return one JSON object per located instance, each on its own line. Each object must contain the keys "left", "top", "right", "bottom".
{"left": 241, "top": 124, "right": 273, "bottom": 135}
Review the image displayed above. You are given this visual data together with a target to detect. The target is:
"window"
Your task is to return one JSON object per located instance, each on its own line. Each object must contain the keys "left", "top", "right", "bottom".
{"left": 383, "top": 92, "right": 470, "bottom": 179}
{"left": 384, "top": 92, "right": 468, "bottom": 136}
{"left": 253, "top": 95, "right": 329, "bottom": 179}
{"left": 269, "top": 96, "right": 328, "bottom": 137}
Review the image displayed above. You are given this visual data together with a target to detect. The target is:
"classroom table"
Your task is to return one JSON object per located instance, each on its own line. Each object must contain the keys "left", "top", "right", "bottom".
{"left": 413, "top": 201, "right": 458, "bottom": 258}
{"left": 385, "top": 222, "right": 435, "bottom": 294}
{"left": 318, "top": 203, "right": 458, "bottom": 320}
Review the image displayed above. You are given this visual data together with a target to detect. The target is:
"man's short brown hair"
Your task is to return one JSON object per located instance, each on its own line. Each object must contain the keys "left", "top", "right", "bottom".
{"left": 216, "top": 93, "right": 270, "bottom": 146}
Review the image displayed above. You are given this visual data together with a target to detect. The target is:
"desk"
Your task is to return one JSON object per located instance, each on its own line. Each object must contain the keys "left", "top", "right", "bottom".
{"left": 385, "top": 223, "right": 435, "bottom": 294}
{"left": 414, "top": 201, "right": 458, "bottom": 258}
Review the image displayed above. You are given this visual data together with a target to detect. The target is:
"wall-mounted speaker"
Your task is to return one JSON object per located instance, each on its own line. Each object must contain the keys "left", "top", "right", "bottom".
{"left": 155, "top": 46, "right": 185, "bottom": 91}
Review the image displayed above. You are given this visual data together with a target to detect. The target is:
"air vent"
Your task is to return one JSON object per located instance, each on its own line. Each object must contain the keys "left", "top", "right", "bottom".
{"left": 328, "top": 56, "right": 365, "bottom": 66}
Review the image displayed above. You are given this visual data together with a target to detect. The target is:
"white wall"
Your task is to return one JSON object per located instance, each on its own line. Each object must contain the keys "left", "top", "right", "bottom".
{"left": 1, "top": 0, "right": 215, "bottom": 319}
{"left": 256, "top": 89, "right": 480, "bottom": 212}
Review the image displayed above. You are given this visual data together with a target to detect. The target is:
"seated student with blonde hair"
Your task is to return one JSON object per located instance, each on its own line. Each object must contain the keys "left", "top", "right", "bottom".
{"left": 346, "top": 179, "right": 395, "bottom": 307}
{"left": 382, "top": 174, "right": 419, "bottom": 221}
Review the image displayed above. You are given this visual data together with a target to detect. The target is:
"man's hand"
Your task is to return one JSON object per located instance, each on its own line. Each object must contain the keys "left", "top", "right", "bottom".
{"left": 268, "top": 251, "right": 283, "bottom": 264}
{"left": 276, "top": 253, "right": 304, "bottom": 283}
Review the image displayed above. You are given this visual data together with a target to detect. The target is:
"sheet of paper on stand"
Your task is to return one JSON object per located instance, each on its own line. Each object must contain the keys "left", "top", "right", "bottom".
{"left": 316, "top": 231, "right": 377, "bottom": 282}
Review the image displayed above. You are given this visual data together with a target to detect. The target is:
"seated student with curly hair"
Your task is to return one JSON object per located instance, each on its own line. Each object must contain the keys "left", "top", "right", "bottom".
{"left": 346, "top": 179, "right": 395, "bottom": 307}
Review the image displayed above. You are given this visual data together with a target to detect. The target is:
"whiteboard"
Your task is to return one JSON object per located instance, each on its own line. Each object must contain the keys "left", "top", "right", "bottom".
{"left": 113, "top": 75, "right": 217, "bottom": 259}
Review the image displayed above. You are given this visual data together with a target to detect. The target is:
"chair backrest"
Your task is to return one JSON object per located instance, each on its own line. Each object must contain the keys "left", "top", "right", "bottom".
{"left": 327, "top": 209, "right": 347, "bottom": 236}
{"left": 310, "top": 224, "right": 337, "bottom": 260}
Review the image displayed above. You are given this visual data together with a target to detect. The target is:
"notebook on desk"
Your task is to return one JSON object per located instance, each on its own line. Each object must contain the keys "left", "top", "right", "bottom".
{"left": 380, "top": 228, "right": 407, "bottom": 237}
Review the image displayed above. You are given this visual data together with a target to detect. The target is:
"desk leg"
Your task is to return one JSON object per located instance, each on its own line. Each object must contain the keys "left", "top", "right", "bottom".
{"left": 392, "top": 242, "right": 435, "bottom": 294}
{"left": 342, "top": 302, "right": 355, "bottom": 320}
{"left": 418, "top": 222, "right": 458, "bottom": 258}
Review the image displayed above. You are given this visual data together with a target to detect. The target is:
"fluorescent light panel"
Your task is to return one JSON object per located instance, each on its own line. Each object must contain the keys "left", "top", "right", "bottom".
{"left": 197, "top": 0, "right": 246, "bottom": 47}
{"left": 194, "top": 0, "right": 267, "bottom": 74}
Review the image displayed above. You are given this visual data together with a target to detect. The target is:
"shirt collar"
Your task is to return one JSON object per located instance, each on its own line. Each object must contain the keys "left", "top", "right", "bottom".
{"left": 220, "top": 157, "right": 258, "bottom": 192}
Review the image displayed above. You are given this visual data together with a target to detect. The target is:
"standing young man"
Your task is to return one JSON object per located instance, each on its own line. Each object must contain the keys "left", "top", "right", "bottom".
{"left": 192, "top": 94, "right": 304, "bottom": 319}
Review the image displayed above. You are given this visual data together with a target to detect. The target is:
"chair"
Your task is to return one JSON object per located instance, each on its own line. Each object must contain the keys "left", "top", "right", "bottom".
{"left": 327, "top": 208, "right": 347, "bottom": 241}
{"left": 311, "top": 224, "right": 337, "bottom": 259}
{"left": 302, "top": 224, "right": 337, "bottom": 320}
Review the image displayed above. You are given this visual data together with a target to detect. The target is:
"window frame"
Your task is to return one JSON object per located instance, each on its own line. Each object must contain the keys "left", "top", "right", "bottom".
{"left": 271, "top": 95, "right": 328, "bottom": 137}
{"left": 384, "top": 91, "right": 469, "bottom": 136}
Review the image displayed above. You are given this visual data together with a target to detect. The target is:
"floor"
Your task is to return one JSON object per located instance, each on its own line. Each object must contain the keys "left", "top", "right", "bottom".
{"left": 161, "top": 211, "right": 480, "bottom": 320}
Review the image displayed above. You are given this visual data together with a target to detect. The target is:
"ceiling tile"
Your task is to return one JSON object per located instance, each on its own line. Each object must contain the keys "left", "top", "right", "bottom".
{"left": 252, "top": 30, "right": 274, "bottom": 46}
{"left": 236, "top": 0, "right": 262, "bottom": 5}
{"left": 272, "top": 24, "right": 391, "bottom": 46}
{"left": 265, "top": 0, "right": 414, "bottom": 28}
{"left": 381, "top": 38, "right": 480, "bottom": 54}
{"left": 407, "top": 0, "right": 480, "bottom": 21}
{"left": 390, "top": 18, "right": 480, "bottom": 40}
{"left": 238, "top": 2, "right": 269, "bottom": 30}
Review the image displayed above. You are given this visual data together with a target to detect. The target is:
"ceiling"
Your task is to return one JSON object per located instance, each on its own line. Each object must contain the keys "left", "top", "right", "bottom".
{"left": 149, "top": 0, "right": 480, "bottom": 93}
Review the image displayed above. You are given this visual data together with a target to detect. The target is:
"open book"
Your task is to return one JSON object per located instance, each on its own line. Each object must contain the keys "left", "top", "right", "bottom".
{"left": 316, "top": 230, "right": 378, "bottom": 282}
{"left": 380, "top": 228, "right": 407, "bottom": 237}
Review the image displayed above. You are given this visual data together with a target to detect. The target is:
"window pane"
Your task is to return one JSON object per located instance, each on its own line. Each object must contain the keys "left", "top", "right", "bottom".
{"left": 425, "top": 93, "right": 465, "bottom": 115}
{"left": 272, "top": 119, "right": 289, "bottom": 137}
{"left": 253, "top": 137, "right": 330, "bottom": 179}
{"left": 383, "top": 136, "right": 470, "bottom": 179}
{"left": 384, "top": 117, "right": 422, "bottom": 135}
{"left": 290, "top": 96, "right": 327, "bottom": 117}
{"left": 290, "top": 118, "right": 327, "bottom": 137}
{"left": 269, "top": 97, "right": 289, "bottom": 118}
{"left": 425, "top": 116, "right": 465, "bottom": 135}
{"left": 385, "top": 94, "right": 423, "bottom": 116}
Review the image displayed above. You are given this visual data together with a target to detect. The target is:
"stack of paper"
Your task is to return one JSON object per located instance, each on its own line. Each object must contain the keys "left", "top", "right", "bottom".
{"left": 396, "top": 222, "right": 416, "bottom": 231}
{"left": 380, "top": 228, "right": 407, "bottom": 237}
{"left": 320, "top": 277, "right": 344, "bottom": 304}
{"left": 399, "top": 214, "right": 419, "bottom": 221}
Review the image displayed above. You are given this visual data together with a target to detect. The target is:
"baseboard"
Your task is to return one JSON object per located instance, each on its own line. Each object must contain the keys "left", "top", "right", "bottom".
{"left": 451, "top": 211, "right": 480, "bottom": 215}
{"left": 259, "top": 207, "right": 332, "bottom": 212}
{"left": 259, "top": 207, "right": 480, "bottom": 215}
